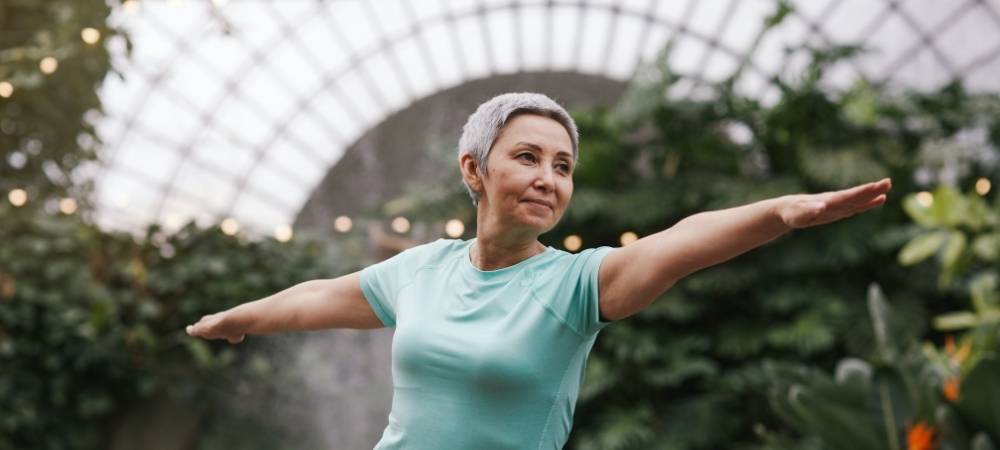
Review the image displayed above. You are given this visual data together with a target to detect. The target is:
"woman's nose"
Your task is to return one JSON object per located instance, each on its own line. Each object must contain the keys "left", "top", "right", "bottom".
{"left": 533, "top": 167, "right": 555, "bottom": 191}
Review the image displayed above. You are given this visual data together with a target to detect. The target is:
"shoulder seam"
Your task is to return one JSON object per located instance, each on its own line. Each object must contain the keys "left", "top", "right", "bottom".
{"left": 387, "top": 240, "right": 459, "bottom": 299}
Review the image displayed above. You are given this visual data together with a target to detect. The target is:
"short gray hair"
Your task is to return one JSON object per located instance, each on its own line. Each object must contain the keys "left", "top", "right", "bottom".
{"left": 457, "top": 92, "right": 579, "bottom": 205}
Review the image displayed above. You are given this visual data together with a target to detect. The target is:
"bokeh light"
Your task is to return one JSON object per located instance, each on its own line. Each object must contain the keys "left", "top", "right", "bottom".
{"left": 620, "top": 231, "right": 638, "bottom": 246}
{"left": 81, "top": 27, "right": 101, "bottom": 45}
{"left": 274, "top": 224, "right": 293, "bottom": 242}
{"left": 391, "top": 217, "right": 410, "bottom": 234}
{"left": 221, "top": 218, "right": 239, "bottom": 235}
{"left": 333, "top": 215, "right": 352, "bottom": 233}
{"left": 8, "top": 189, "right": 27, "bottom": 207}
{"left": 976, "top": 178, "right": 991, "bottom": 196}
{"left": 445, "top": 219, "right": 464, "bottom": 238}
{"left": 563, "top": 235, "right": 582, "bottom": 252}
{"left": 39, "top": 57, "right": 58, "bottom": 74}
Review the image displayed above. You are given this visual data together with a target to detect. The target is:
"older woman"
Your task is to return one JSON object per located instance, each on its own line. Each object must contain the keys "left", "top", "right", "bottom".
{"left": 186, "top": 92, "right": 891, "bottom": 449}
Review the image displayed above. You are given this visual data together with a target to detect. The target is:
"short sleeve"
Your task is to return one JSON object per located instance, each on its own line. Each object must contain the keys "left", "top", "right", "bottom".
{"left": 554, "top": 246, "right": 615, "bottom": 337}
{"left": 359, "top": 242, "right": 439, "bottom": 328}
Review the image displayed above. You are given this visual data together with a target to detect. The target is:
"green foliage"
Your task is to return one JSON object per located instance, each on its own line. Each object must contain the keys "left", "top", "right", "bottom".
{"left": 1, "top": 1, "right": 129, "bottom": 208}
{"left": 0, "top": 204, "right": 328, "bottom": 450}
{"left": 560, "top": 27, "right": 998, "bottom": 450}
{"left": 899, "top": 185, "right": 998, "bottom": 286}
{"left": 898, "top": 184, "right": 1000, "bottom": 375}
{"left": 768, "top": 284, "right": 1000, "bottom": 450}
{"left": 952, "top": 358, "right": 1000, "bottom": 445}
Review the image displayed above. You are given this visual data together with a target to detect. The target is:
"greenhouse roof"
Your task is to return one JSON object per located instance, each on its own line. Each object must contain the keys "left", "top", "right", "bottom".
{"left": 93, "top": 0, "right": 1000, "bottom": 237}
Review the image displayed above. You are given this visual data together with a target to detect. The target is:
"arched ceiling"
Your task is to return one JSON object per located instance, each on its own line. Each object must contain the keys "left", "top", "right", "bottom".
{"left": 91, "top": 0, "right": 1000, "bottom": 238}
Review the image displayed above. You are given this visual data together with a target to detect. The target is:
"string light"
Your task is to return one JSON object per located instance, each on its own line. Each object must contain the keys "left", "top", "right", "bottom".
{"left": 391, "top": 217, "right": 410, "bottom": 233}
{"left": 8, "top": 151, "right": 25, "bottom": 169}
{"left": 39, "top": 57, "right": 58, "bottom": 75}
{"left": 274, "top": 224, "right": 293, "bottom": 242}
{"left": 59, "top": 198, "right": 77, "bottom": 214}
{"left": 113, "top": 194, "right": 129, "bottom": 208}
{"left": 620, "top": 231, "right": 638, "bottom": 246}
{"left": 164, "top": 213, "right": 184, "bottom": 231}
{"left": 445, "top": 219, "right": 464, "bottom": 238}
{"left": 221, "top": 218, "right": 239, "bottom": 235}
{"left": 122, "top": 0, "right": 139, "bottom": 12}
{"left": 975, "top": 178, "right": 991, "bottom": 196}
{"left": 563, "top": 235, "right": 582, "bottom": 252}
{"left": 8, "top": 189, "right": 26, "bottom": 207}
{"left": 333, "top": 215, "right": 352, "bottom": 232}
{"left": 915, "top": 191, "right": 933, "bottom": 208}
{"left": 81, "top": 28, "right": 101, "bottom": 45}
{"left": 0, "top": 81, "right": 12, "bottom": 98}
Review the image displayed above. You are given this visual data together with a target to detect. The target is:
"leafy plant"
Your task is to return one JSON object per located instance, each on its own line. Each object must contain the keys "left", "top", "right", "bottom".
{"left": 0, "top": 206, "right": 328, "bottom": 450}
{"left": 768, "top": 284, "right": 1000, "bottom": 450}
{"left": 0, "top": 1, "right": 130, "bottom": 209}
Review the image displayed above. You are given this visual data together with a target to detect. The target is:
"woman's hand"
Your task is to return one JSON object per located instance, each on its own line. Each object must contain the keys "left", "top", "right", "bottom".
{"left": 186, "top": 311, "right": 246, "bottom": 344}
{"left": 777, "top": 178, "right": 892, "bottom": 229}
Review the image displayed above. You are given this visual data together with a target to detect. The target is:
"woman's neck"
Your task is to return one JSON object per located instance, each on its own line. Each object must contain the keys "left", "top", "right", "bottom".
{"left": 470, "top": 237, "right": 545, "bottom": 271}
{"left": 470, "top": 219, "right": 545, "bottom": 271}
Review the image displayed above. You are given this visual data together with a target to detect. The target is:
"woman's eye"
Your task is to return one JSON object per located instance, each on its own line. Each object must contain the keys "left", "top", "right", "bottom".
{"left": 517, "top": 153, "right": 536, "bottom": 162}
{"left": 557, "top": 163, "right": 571, "bottom": 173}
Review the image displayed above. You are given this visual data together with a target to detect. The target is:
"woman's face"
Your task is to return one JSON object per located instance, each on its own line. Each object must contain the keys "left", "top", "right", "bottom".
{"left": 465, "top": 113, "right": 575, "bottom": 235}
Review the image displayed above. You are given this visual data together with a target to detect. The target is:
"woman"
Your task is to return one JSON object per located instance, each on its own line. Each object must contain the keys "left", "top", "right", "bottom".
{"left": 187, "top": 92, "right": 891, "bottom": 449}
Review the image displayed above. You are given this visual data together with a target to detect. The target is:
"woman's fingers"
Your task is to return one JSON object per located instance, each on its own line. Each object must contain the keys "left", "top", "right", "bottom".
{"left": 186, "top": 314, "right": 212, "bottom": 336}
{"left": 826, "top": 179, "right": 891, "bottom": 214}
{"left": 783, "top": 179, "right": 891, "bottom": 228}
{"left": 859, "top": 194, "right": 887, "bottom": 211}
{"left": 185, "top": 313, "right": 242, "bottom": 343}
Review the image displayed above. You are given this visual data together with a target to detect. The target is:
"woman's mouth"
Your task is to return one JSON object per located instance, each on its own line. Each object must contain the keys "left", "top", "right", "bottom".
{"left": 522, "top": 199, "right": 553, "bottom": 211}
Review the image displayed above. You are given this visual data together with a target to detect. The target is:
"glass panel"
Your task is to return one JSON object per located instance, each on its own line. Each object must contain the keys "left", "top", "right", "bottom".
{"left": 171, "top": 160, "right": 238, "bottom": 212}
{"left": 357, "top": 50, "right": 410, "bottom": 113}
{"left": 934, "top": 4, "right": 999, "bottom": 69}
{"left": 190, "top": 127, "right": 258, "bottom": 179}
{"left": 549, "top": 5, "right": 581, "bottom": 71}
{"left": 520, "top": 5, "right": 547, "bottom": 71}
{"left": 94, "top": 169, "right": 161, "bottom": 219}
{"left": 392, "top": 37, "right": 437, "bottom": 97}
{"left": 114, "top": 134, "right": 182, "bottom": 185}
{"left": 486, "top": 6, "right": 518, "bottom": 74}
{"left": 607, "top": 14, "right": 645, "bottom": 79}
{"left": 327, "top": 1, "right": 379, "bottom": 53}
{"left": 454, "top": 13, "right": 492, "bottom": 79}
{"left": 578, "top": 7, "right": 614, "bottom": 74}
{"left": 422, "top": 20, "right": 464, "bottom": 87}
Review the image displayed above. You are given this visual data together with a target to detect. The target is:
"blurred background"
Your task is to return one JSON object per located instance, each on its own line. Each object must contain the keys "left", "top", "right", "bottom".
{"left": 2, "top": 0, "right": 1000, "bottom": 449}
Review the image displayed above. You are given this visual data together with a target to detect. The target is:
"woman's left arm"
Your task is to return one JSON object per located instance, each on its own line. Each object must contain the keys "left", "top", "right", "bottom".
{"left": 597, "top": 178, "right": 892, "bottom": 321}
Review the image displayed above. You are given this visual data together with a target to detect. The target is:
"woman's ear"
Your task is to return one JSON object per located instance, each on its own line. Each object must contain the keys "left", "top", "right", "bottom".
{"left": 459, "top": 153, "right": 483, "bottom": 193}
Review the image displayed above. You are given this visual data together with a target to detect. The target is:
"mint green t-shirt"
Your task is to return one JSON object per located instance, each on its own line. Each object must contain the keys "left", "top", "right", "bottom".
{"left": 359, "top": 238, "right": 615, "bottom": 450}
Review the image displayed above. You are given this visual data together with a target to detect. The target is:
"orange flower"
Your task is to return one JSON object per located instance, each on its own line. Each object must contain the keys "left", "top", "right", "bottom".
{"left": 943, "top": 376, "right": 960, "bottom": 402}
{"left": 944, "top": 335, "right": 971, "bottom": 366}
{"left": 954, "top": 341, "right": 972, "bottom": 364}
{"left": 907, "top": 421, "right": 937, "bottom": 450}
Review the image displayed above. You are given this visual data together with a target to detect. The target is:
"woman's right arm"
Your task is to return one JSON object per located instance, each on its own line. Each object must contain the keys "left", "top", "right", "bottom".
{"left": 185, "top": 271, "right": 383, "bottom": 343}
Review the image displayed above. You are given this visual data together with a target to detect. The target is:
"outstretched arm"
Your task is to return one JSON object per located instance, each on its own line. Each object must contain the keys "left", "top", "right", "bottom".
{"left": 185, "top": 271, "right": 383, "bottom": 343}
{"left": 597, "top": 178, "right": 892, "bottom": 321}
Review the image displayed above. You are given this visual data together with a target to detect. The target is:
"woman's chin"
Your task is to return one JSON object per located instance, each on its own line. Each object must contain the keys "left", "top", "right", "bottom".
{"left": 515, "top": 215, "right": 559, "bottom": 233}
